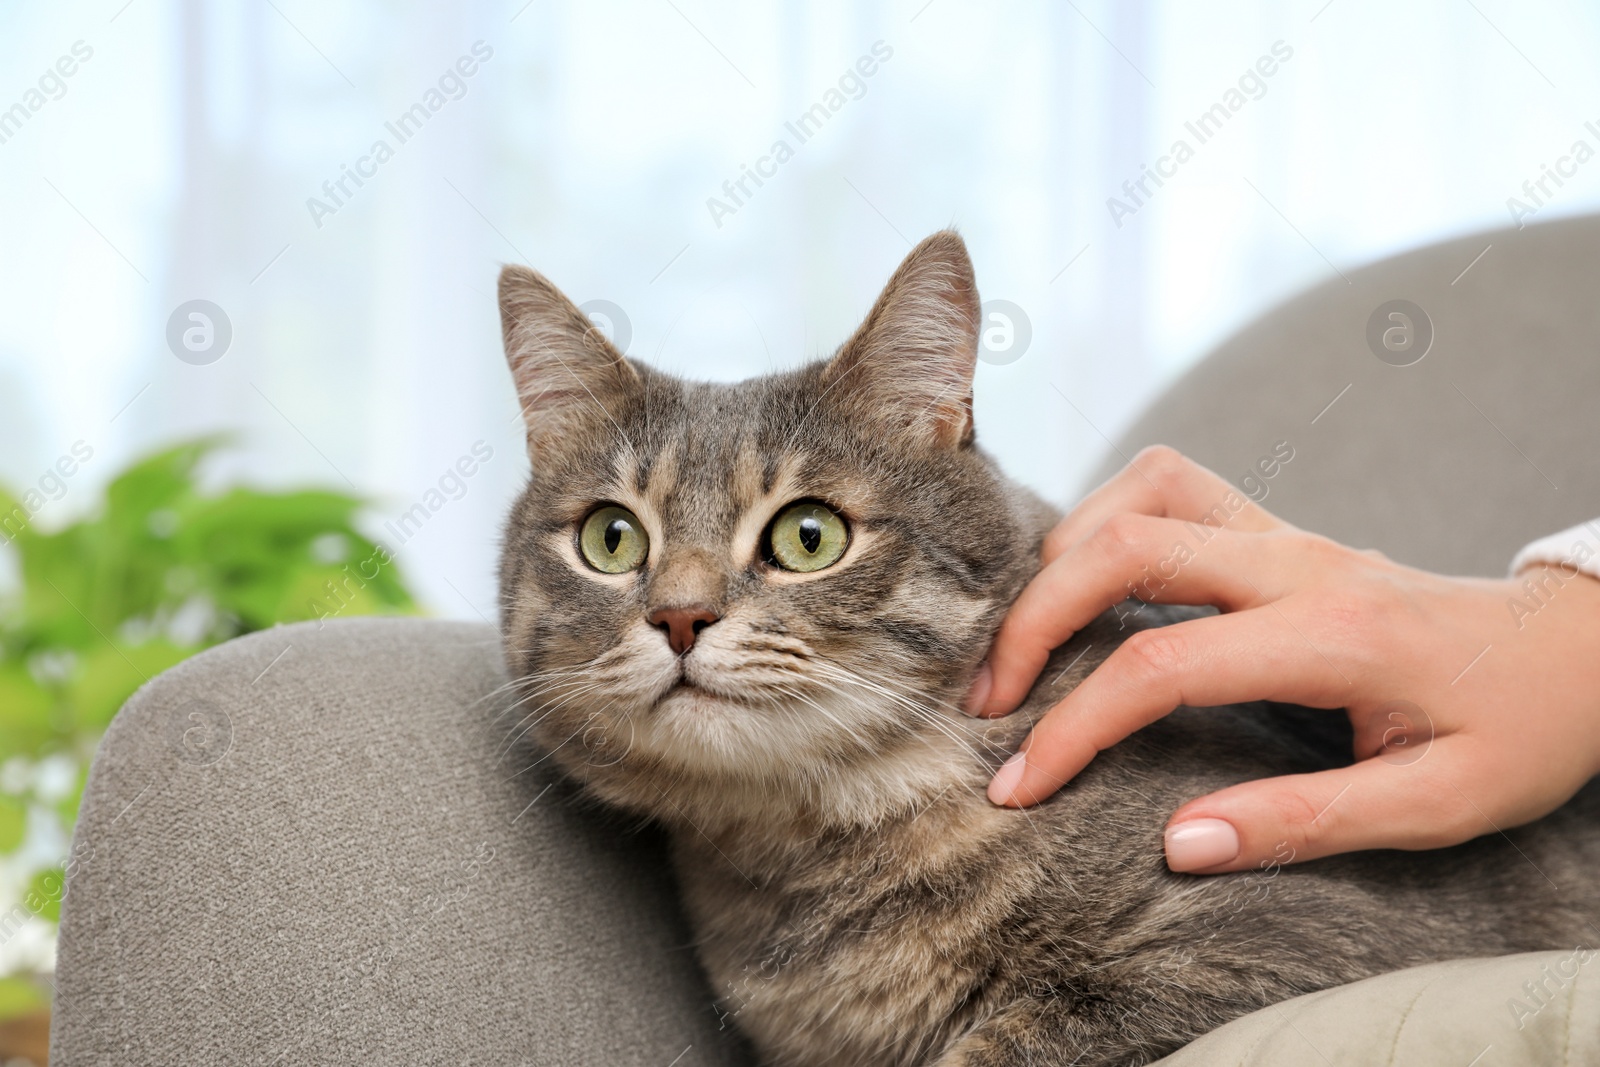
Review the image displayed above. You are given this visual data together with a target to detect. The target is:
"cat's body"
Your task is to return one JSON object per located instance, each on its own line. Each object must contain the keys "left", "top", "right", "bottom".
{"left": 495, "top": 232, "right": 1600, "bottom": 1066}
{"left": 675, "top": 618, "right": 1600, "bottom": 1065}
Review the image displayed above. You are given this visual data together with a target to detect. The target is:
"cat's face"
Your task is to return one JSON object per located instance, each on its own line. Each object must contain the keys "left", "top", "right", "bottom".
{"left": 497, "top": 233, "right": 1050, "bottom": 813}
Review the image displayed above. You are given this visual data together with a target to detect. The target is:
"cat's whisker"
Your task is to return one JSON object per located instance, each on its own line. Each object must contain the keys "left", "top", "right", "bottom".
{"left": 482, "top": 670, "right": 601, "bottom": 722}
{"left": 802, "top": 660, "right": 1038, "bottom": 827}
{"left": 746, "top": 680, "right": 885, "bottom": 761}
{"left": 496, "top": 681, "right": 613, "bottom": 759}
{"left": 771, "top": 675, "right": 953, "bottom": 758}
{"left": 488, "top": 651, "right": 633, "bottom": 725}
{"left": 501, "top": 713, "right": 595, "bottom": 781}
{"left": 499, "top": 688, "right": 600, "bottom": 747}
{"left": 491, "top": 670, "right": 599, "bottom": 709}
{"left": 493, "top": 674, "right": 607, "bottom": 728}
{"left": 818, "top": 661, "right": 1008, "bottom": 752}
{"left": 768, "top": 673, "right": 999, "bottom": 821}
{"left": 807, "top": 659, "right": 1007, "bottom": 764}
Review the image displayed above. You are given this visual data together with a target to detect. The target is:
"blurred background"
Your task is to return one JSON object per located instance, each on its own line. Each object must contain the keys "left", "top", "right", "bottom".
{"left": 2, "top": 0, "right": 1600, "bottom": 1051}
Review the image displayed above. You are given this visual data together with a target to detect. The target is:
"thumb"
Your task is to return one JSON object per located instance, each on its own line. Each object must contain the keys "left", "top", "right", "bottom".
{"left": 1161, "top": 746, "right": 1482, "bottom": 874}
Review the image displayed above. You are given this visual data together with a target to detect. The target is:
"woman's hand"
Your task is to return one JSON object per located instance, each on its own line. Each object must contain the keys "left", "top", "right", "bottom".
{"left": 967, "top": 446, "right": 1600, "bottom": 874}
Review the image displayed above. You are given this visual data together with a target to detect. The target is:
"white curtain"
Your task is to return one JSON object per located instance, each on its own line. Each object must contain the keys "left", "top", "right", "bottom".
{"left": 3, "top": 0, "right": 1598, "bottom": 621}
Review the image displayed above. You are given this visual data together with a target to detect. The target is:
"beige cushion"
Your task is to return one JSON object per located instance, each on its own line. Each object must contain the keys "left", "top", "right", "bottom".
{"left": 1155, "top": 950, "right": 1600, "bottom": 1066}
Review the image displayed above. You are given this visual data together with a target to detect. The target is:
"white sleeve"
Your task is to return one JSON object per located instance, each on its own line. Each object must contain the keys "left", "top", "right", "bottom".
{"left": 1509, "top": 519, "right": 1600, "bottom": 580}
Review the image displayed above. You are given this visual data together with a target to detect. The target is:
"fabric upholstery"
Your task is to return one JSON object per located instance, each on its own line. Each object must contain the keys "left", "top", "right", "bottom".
{"left": 50, "top": 618, "right": 752, "bottom": 1066}
{"left": 1086, "top": 214, "right": 1600, "bottom": 578}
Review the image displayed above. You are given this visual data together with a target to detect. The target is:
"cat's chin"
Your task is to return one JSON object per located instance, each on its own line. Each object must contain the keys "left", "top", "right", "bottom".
{"left": 647, "top": 682, "right": 786, "bottom": 748}
{"left": 638, "top": 682, "right": 847, "bottom": 781}
{"left": 654, "top": 680, "right": 735, "bottom": 712}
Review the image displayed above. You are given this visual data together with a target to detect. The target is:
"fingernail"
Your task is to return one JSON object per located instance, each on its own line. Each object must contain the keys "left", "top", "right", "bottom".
{"left": 1164, "top": 818, "right": 1240, "bottom": 872}
{"left": 987, "top": 750, "right": 1026, "bottom": 805}
{"left": 963, "top": 661, "right": 992, "bottom": 716}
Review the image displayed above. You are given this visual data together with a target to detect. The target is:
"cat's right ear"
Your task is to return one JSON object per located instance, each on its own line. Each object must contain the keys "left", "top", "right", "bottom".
{"left": 499, "top": 265, "right": 640, "bottom": 456}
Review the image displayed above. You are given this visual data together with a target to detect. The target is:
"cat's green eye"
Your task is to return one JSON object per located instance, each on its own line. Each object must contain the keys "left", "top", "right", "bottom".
{"left": 579, "top": 505, "right": 649, "bottom": 574}
{"left": 767, "top": 502, "right": 849, "bottom": 573}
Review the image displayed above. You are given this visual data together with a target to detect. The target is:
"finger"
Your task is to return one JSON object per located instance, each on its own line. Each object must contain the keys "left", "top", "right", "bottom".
{"left": 1041, "top": 445, "right": 1284, "bottom": 564}
{"left": 979, "top": 517, "right": 1282, "bottom": 717}
{"left": 987, "top": 606, "right": 1356, "bottom": 807}
{"left": 1162, "top": 743, "right": 1486, "bottom": 873}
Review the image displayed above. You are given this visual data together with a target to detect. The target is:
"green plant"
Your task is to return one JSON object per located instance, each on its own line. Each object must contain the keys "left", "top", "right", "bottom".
{"left": 0, "top": 437, "right": 418, "bottom": 1004}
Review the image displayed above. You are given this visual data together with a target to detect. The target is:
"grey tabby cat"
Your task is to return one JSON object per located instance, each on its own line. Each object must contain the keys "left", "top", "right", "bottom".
{"left": 496, "top": 232, "right": 1600, "bottom": 1066}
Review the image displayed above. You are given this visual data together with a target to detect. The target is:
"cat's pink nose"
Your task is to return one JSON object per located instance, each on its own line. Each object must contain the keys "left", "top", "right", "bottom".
{"left": 648, "top": 605, "right": 720, "bottom": 655}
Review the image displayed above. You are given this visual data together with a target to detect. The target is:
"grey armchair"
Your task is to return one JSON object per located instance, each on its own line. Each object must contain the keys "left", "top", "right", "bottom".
{"left": 50, "top": 215, "right": 1600, "bottom": 1065}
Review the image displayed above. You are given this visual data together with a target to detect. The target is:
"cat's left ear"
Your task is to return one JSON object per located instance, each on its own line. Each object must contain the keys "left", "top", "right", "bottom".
{"left": 823, "top": 230, "right": 981, "bottom": 448}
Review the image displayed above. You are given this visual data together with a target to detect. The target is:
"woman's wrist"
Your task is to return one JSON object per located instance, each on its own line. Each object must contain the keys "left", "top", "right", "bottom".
{"left": 1526, "top": 567, "right": 1600, "bottom": 779}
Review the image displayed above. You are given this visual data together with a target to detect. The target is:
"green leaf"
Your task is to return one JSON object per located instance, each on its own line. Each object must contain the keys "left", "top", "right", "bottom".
{"left": 0, "top": 435, "right": 439, "bottom": 972}
{"left": 0, "top": 796, "right": 25, "bottom": 853}
{"left": 65, "top": 641, "right": 195, "bottom": 733}
{"left": 0, "top": 485, "right": 29, "bottom": 546}
{"left": 0, "top": 435, "right": 425, "bottom": 873}
{"left": 0, "top": 664, "right": 60, "bottom": 758}
{"left": 0, "top": 976, "right": 46, "bottom": 1020}
{"left": 102, "top": 438, "right": 225, "bottom": 529}
{"left": 22, "top": 866, "right": 67, "bottom": 924}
